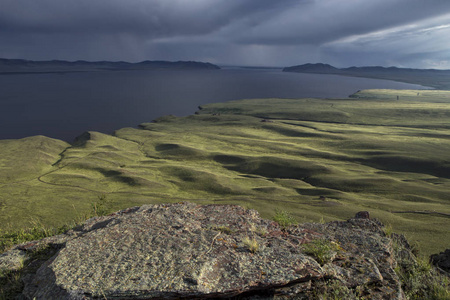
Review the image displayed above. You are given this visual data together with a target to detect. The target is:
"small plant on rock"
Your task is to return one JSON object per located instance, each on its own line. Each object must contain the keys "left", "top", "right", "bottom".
{"left": 309, "top": 279, "right": 364, "bottom": 300}
{"left": 302, "top": 239, "right": 341, "bottom": 265}
{"left": 242, "top": 237, "right": 259, "bottom": 253}
{"left": 211, "top": 225, "right": 235, "bottom": 235}
{"left": 273, "top": 209, "right": 297, "bottom": 229}
{"left": 383, "top": 224, "right": 393, "bottom": 237}
{"left": 249, "top": 223, "right": 268, "bottom": 236}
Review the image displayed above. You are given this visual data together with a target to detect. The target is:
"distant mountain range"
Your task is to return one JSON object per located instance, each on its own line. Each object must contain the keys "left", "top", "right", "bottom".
{"left": 0, "top": 58, "right": 220, "bottom": 73}
{"left": 283, "top": 63, "right": 450, "bottom": 90}
{"left": 2, "top": 59, "right": 449, "bottom": 90}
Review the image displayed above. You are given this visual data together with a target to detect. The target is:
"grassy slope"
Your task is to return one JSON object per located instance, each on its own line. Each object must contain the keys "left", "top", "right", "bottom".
{"left": 0, "top": 89, "right": 449, "bottom": 256}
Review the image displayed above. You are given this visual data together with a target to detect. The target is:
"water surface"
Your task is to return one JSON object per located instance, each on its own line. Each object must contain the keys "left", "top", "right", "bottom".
{"left": 0, "top": 68, "right": 427, "bottom": 141}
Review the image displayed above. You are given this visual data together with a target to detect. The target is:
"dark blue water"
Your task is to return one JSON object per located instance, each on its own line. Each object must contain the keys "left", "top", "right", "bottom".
{"left": 0, "top": 68, "right": 428, "bottom": 142}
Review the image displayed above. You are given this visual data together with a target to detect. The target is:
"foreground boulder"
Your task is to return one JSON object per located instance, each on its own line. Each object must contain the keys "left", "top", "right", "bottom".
{"left": 2, "top": 203, "right": 408, "bottom": 299}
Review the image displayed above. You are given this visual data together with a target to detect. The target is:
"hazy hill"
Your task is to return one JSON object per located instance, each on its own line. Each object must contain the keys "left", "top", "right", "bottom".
{"left": 283, "top": 63, "right": 450, "bottom": 90}
{"left": 283, "top": 63, "right": 341, "bottom": 73}
{"left": 0, "top": 58, "right": 220, "bottom": 74}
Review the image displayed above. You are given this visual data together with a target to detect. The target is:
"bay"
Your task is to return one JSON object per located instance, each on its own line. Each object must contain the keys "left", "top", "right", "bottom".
{"left": 0, "top": 67, "right": 428, "bottom": 142}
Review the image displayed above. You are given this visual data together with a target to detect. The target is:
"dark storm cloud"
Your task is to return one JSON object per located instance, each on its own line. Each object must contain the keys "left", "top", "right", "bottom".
{"left": 1, "top": 0, "right": 450, "bottom": 68}
{"left": 0, "top": 0, "right": 293, "bottom": 36}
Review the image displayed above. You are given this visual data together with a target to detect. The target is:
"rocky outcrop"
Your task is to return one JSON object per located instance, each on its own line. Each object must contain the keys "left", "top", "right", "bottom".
{"left": 1, "top": 203, "right": 410, "bottom": 299}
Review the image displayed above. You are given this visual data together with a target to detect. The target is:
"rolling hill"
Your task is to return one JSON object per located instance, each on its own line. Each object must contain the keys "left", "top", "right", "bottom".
{"left": 0, "top": 89, "right": 449, "bottom": 256}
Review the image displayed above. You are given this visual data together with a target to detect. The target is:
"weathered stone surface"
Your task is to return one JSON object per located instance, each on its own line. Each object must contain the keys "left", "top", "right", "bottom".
{"left": 0, "top": 249, "right": 27, "bottom": 272}
{"left": 298, "top": 219, "right": 404, "bottom": 299}
{"left": 2, "top": 203, "right": 408, "bottom": 299}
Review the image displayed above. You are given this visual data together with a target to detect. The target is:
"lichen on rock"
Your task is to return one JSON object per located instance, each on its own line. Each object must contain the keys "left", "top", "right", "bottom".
{"left": 1, "top": 203, "right": 415, "bottom": 299}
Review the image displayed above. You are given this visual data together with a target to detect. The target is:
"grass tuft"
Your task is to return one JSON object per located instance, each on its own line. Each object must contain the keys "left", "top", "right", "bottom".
{"left": 91, "top": 194, "right": 114, "bottom": 217}
{"left": 273, "top": 209, "right": 297, "bottom": 229}
{"left": 0, "top": 222, "right": 70, "bottom": 254}
{"left": 383, "top": 223, "right": 393, "bottom": 237}
{"left": 210, "top": 225, "right": 235, "bottom": 235}
{"left": 302, "top": 239, "right": 341, "bottom": 265}
{"left": 395, "top": 255, "right": 450, "bottom": 299}
{"left": 250, "top": 223, "right": 268, "bottom": 236}
{"left": 309, "top": 279, "right": 364, "bottom": 300}
{"left": 242, "top": 236, "right": 260, "bottom": 253}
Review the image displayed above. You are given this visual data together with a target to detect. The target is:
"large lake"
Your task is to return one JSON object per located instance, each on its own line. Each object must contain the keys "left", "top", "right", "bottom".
{"left": 0, "top": 67, "right": 428, "bottom": 142}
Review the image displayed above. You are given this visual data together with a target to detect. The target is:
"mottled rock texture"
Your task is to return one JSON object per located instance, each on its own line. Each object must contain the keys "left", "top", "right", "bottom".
{"left": 1, "top": 202, "right": 408, "bottom": 299}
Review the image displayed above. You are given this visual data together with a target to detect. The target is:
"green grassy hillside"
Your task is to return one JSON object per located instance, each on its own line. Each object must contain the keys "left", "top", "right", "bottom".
{"left": 1, "top": 89, "right": 449, "bottom": 256}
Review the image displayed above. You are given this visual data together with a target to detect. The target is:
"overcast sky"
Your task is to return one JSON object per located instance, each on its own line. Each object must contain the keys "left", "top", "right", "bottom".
{"left": 1, "top": 0, "right": 450, "bottom": 68}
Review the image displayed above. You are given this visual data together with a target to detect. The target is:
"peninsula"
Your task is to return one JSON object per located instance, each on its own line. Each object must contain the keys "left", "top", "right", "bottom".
{"left": 283, "top": 63, "right": 450, "bottom": 90}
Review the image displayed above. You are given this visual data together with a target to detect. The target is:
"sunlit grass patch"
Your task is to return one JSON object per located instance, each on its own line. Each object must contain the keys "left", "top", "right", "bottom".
{"left": 0, "top": 221, "right": 71, "bottom": 254}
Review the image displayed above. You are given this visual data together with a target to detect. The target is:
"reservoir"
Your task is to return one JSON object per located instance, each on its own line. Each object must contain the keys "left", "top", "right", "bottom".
{"left": 0, "top": 67, "right": 428, "bottom": 141}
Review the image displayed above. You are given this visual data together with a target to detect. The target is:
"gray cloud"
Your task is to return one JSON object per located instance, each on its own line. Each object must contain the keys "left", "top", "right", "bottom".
{"left": 232, "top": 0, "right": 450, "bottom": 46}
{"left": 321, "top": 12, "right": 450, "bottom": 68}
{"left": 1, "top": 0, "right": 450, "bottom": 68}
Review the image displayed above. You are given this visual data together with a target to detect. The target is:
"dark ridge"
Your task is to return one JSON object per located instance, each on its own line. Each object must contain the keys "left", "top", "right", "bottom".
{"left": 0, "top": 58, "right": 220, "bottom": 73}
{"left": 283, "top": 63, "right": 450, "bottom": 74}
